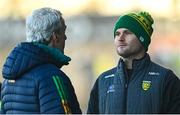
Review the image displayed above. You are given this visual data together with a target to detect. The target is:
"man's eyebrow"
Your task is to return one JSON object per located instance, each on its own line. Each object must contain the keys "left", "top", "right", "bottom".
{"left": 124, "top": 29, "right": 132, "bottom": 33}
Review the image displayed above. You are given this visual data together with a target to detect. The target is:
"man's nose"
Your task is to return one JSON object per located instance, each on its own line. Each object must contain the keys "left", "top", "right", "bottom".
{"left": 118, "top": 33, "right": 125, "bottom": 41}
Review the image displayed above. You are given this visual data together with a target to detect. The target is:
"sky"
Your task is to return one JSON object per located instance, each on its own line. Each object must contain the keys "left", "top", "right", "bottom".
{"left": 0, "top": 0, "right": 179, "bottom": 19}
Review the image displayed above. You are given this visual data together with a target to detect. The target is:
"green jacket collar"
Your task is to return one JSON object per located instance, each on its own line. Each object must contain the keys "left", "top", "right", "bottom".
{"left": 33, "top": 43, "right": 71, "bottom": 66}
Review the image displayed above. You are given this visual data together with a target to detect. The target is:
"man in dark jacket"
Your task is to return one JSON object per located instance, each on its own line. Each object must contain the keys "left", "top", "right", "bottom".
{"left": 87, "top": 11, "right": 180, "bottom": 114}
{"left": 1, "top": 7, "right": 81, "bottom": 114}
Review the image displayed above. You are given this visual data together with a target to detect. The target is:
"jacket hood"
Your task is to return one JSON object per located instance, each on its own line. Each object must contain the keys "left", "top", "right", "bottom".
{"left": 2, "top": 42, "right": 71, "bottom": 80}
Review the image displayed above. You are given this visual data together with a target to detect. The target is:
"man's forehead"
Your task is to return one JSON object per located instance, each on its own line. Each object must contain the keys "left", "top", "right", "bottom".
{"left": 116, "top": 28, "right": 130, "bottom": 32}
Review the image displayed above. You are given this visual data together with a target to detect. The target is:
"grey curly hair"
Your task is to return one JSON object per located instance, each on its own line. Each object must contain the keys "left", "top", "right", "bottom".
{"left": 26, "top": 7, "right": 64, "bottom": 44}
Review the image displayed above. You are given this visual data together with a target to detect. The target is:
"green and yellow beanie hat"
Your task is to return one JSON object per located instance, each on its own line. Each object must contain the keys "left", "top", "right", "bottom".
{"left": 114, "top": 12, "right": 154, "bottom": 51}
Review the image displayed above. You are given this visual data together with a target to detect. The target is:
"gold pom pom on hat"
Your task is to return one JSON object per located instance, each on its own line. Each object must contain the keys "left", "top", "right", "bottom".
{"left": 138, "top": 12, "right": 154, "bottom": 25}
{"left": 137, "top": 12, "right": 154, "bottom": 37}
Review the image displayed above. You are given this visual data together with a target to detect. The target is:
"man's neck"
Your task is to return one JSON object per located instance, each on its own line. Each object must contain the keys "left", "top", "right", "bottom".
{"left": 122, "top": 53, "right": 146, "bottom": 69}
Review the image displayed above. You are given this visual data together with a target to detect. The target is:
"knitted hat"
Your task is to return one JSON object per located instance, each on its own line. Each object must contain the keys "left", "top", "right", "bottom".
{"left": 114, "top": 12, "right": 154, "bottom": 51}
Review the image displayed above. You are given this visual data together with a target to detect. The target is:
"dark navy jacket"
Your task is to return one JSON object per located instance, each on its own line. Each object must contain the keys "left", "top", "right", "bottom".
{"left": 87, "top": 54, "right": 180, "bottom": 114}
{"left": 1, "top": 42, "right": 81, "bottom": 114}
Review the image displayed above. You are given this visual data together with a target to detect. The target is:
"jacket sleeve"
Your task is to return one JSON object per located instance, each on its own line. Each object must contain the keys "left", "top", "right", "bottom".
{"left": 87, "top": 78, "right": 99, "bottom": 114}
{"left": 37, "top": 71, "right": 81, "bottom": 114}
{"left": 162, "top": 70, "right": 180, "bottom": 113}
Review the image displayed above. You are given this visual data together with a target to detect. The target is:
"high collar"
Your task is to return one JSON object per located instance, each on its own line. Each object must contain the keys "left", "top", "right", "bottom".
{"left": 33, "top": 42, "right": 71, "bottom": 67}
{"left": 117, "top": 53, "right": 151, "bottom": 71}
{"left": 132, "top": 53, "right": 151, "bottom": 71}
{"left": 116, "top": 53, "right": 151, "bottom": 84}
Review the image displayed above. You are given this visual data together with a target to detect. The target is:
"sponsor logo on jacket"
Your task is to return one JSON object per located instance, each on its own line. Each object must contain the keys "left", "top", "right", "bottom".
{"left": 107, "top": 84, "right": 115, "bottom": 93}
{"left": 148, "top": 72, "right": 160, "bottom": 76}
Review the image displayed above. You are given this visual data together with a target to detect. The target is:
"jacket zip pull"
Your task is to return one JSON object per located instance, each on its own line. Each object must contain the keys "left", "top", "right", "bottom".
{"left": 125, "top": 83, "right": 128, "bottom": 88}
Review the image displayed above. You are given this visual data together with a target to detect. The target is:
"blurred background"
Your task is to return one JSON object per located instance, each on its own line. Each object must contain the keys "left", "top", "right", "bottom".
{"left": 0, "top": 0, "right": 180, "bottom": 113}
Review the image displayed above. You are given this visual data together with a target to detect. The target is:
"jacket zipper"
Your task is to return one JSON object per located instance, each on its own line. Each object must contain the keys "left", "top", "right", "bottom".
{"left": 124, "top": 68, "right": 129, "bottom": 114}
{"left": 124, "top": 82, "right": 128, "bottom": 113}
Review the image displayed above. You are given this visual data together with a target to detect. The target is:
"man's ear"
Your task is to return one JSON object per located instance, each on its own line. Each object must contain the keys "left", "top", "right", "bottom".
{"left": 49, "top": 32, "right": 58, "bottom": 47}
